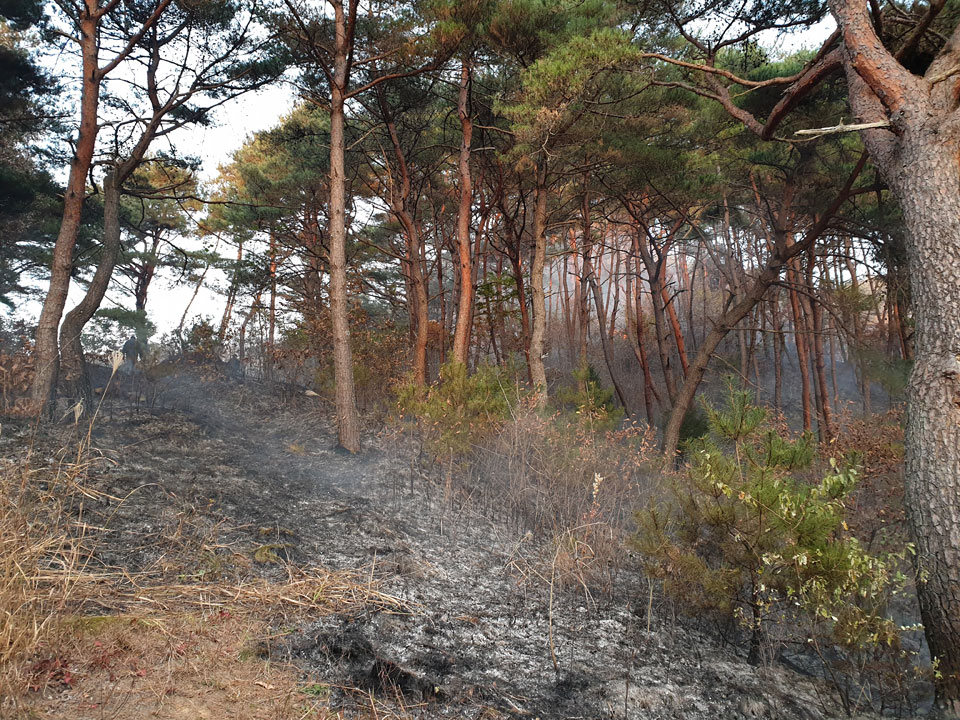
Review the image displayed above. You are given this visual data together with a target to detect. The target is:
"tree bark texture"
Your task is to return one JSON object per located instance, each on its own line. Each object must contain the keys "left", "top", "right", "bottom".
{"left": 328, "top": 0, "right": 361, "bottom": 452}
{"left": 58, "top": 170, "right": 122, "bottom": 410}
{"left": 451, "top": 60, "right": 474, "bottom": 366}
{"left": 30, "top": 8, "right": 101, "bottom": 416}
{"left": 829, "top": 3, "right": 960, "bottom": 708}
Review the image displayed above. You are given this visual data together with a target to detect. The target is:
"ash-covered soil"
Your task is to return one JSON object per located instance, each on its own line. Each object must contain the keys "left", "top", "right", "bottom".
{"left": 4, "top": 368, "right": 859, "bottom": 719}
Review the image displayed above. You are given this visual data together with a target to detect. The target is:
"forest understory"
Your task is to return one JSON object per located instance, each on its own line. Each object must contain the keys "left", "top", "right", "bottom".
{"left": 0, "top": 361, "right": 926, "bottom": 720}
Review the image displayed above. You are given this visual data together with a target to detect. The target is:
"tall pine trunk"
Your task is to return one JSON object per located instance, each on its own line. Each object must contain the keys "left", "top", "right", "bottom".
{"left": 896, "top": 146, "right": 960, "bottom": 715}
{"left": 825, "top": 6, "right": 960, "bottom": 705}
{"left": 58, "top": 170, "right": 122, "bottom": 410}
{"left": 451, "top": 60, "right": 474, "bottom": 366}
{"left": 327, "top": 0, "right": 360, "bottom": 452}
{"left": 30, "top": 10, "right": 101, "bottom": 415}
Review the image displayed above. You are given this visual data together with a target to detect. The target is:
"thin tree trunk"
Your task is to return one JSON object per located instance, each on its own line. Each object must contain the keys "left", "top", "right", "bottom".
{"left": 58, "top": 170, "right": 122, "bottom": 410}
{"left": 327, "top": 0, "right": 361, "bottom": 452}
{"left": 30, "top": 9, "right": 101, "bottom": 415}
{"left": 844, "top": 237, "right": 871, "bottom": 413}
{"left": 218, "top": 243, "right": 243, "bottom": 345}
{"left": 560, "top": 254, "right": 575, "bottom": 366}
{"left": 378, "top": 87, "right": 429, "bottom": 385}
{"left": 404, "top": 218, "right": 430, "bottom": 384}
{"left": 132, "top": 232, "right": 160, "bottom": 312}
{"left": 436, "top": 223, "right": 448, "bottom": 368}
{"left": 772, "top": 297, "right": 784, "bottom": 412}
{"left": 510, "top": 252, "right": 533, "bottom": 383}
{"left": 609, "top": 241, "right": 622, "bottom": 342}
{"left": 177, "top": 236, "right": 219, "bottom": 342}
{"left": 587, "top": 267, "right": 630, "bottom": 412}
{"left": 786, "top": 253, "right": 813, "bottom": 432}
{"left": 806, "top": 246, "right": 835, "bottom": 440}
{"left": 689, "top": 246, "right": 702, "bottom": 352}
{"left": 575, "top": 227, "right": 589, "bottom": 374}
{"left": 626, "top": 239, "right": 655, "bottom": 422}
{"left": 451, "top": 59, "right": 474, "bottom": 366}
{"left": 663, "top": 251, "right": 690, "bottom": 379}
{"left": 267, "top": 231, "right": 277, "bottom": 380}
{"left": 581, "top": 191, "right": 630, "bottom": 412}
{"left": 238, "top": 292, "right": 262, "bottom": 369}
{"left": 633, "top": 233, "right": 664, "bottom": 410}
{"left": 529, "top": 163, "right": 548, "bottom": 403}
{"left": 642, "top": 242, "right": 677, "bottom": 405}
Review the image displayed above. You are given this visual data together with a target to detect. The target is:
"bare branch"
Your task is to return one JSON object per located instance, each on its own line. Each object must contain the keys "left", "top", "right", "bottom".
{"left": 794, "top": 119, "right": 892, "bottom": 137}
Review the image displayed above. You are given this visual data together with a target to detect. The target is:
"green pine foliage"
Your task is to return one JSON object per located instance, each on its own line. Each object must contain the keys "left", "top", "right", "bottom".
{"left": 552, "top": 362, "right": 623, "bottom": 431}
{"left": 396, "top": 361, "right": 522, "bottom": 457}
{"left": 635, "top": 388, "right": 913, "bottom": 671}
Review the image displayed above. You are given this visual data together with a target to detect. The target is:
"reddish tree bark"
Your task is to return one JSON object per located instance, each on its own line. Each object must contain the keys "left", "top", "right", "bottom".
{"left": 30, "top": 0, "right": 173, "bottom": 416}
{"left": 451, "top": 60, "right": 475, "bottom": 366}
{"left": 529, "top": 161, "right": 549, "bottom": 403}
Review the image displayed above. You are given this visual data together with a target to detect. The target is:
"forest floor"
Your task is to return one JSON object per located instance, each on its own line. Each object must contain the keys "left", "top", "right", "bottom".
{"left": 2, "top": 366, "right": 903, "bottom": 719}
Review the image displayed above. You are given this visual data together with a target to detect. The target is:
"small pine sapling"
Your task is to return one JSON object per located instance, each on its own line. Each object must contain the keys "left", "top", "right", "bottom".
{"left": 635, "top": 388, "right": 911, "bottom": 680}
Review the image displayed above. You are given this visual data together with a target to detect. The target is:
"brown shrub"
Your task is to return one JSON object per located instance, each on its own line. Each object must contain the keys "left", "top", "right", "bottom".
{"left": 0, "top": 334, "right": 35, "bottom": 415}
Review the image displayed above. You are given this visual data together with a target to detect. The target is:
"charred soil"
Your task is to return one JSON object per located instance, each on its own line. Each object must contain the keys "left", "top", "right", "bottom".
{"left": 2, "top": 367, "right": 862, "bottom": 719}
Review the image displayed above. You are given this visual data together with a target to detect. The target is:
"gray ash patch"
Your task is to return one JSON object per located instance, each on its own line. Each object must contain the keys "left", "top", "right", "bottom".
{"left": 3, "top": 369, "right": 863, "bottom": 719}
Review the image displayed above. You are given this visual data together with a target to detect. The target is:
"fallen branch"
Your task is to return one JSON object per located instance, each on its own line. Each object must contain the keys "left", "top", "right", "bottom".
{"left": 928, "top": 62, "right": 960, "bottom": 85}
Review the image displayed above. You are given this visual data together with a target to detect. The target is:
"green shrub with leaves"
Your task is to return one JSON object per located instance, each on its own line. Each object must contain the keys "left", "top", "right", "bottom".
{"left": 551, "top": 362, "right": 623, "bottom": 431}
{"left": 180, "top": 317, "right": 221, "bottom": 362}
{"left": 677, "top": 402, "right": 710, "bottom": 446}
{"left": 396, "top": 361, "right": 521, "bottom": 457}
{"left": 635, "top": 389, "right": 913, "bottom": 683}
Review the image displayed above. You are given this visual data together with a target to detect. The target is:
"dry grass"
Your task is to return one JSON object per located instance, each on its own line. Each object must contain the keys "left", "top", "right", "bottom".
{"left": 468, "top": 403, "right": 658, "bottom": 533}
{"left": 420, "top": 402, "right": 660, "bottom": 601}
{"left": 18, "top": 608, "right": 428, "bottom": 720}
{"left": 0, "top": 425, "right": 413, "bottom": 720}
{"left": 0, "top": 433, "right": 90, "bottom": 710}
{"left": 827, "top": 409, "right": 907, "bottom": 552}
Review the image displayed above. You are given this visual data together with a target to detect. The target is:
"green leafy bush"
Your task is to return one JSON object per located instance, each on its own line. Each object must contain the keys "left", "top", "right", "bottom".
{"left": 396, "top": 361, "right": 520, "bottom": 457}
{"left": 634, "top": 389, "right": 917, "bottom": 709}
{"left": 181, "top": 317, "right": 221, "bottom": 362}
{"left": 551, "top": 362, "right": 623, "bottom": 431}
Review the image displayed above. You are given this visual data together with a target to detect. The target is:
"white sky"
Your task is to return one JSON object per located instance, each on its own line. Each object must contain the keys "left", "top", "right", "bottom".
{"left": 171, "top": 83, "right": 297, "bottom": 183}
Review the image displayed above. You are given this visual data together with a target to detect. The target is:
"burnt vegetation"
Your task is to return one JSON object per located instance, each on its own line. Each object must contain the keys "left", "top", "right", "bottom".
{"left": 4, "top": 0, "right": 960, "bottom": 718}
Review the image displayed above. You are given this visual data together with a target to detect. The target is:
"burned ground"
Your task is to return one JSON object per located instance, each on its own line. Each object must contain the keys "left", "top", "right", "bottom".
{"left": 2, "top": 368, "right": 869, "bottom": 719}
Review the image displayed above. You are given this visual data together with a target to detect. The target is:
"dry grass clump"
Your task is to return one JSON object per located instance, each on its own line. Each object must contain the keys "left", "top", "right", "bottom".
{"left": 469, "top": 403, "right": 658, "bottom": 534}
{"left": 0, "top": 437, "right": 92, "bottom": 709}
{"left": 79, "top": 569, "right": 408, "bottom": 620}
{"left": 0, "top": 433, "right": 409, "bottom": 720}
{"left": 431, "top": 402, "right": 659, "bottom": 599}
